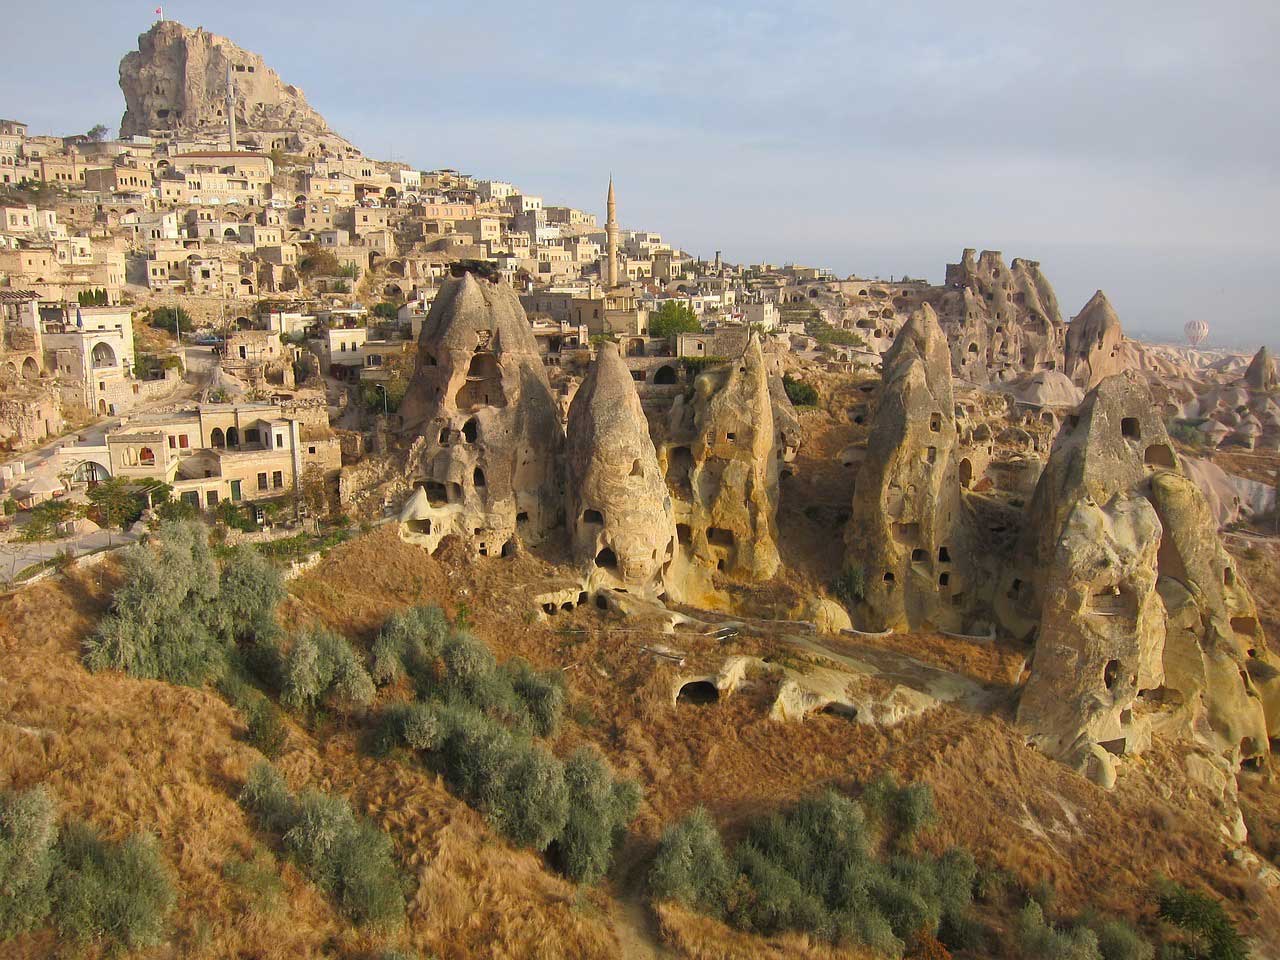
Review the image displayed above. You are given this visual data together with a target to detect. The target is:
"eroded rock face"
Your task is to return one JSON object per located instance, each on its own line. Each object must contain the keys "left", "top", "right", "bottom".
{"left": 1244, "top": 345, "right": 1278, "bottom": 392}
{"left": 564, "top": 342, "right": 675, "bottom": 592}
{"left": 1148, "top": 471, "right": 1278, "bottom": 763}
{"left": 119, "top": 20, "right": 355, "bottom": 154}
{"left": 398, "top": 273, "right": 563, "bottom": 557}
{"left": 1016, "top": 494, "right": 1166, "bottom": 785}
{"left": 660, "top": 335, "right": 781, "bottom": 599}
{"left": 1064, "top": 290, "right": 1126, "bottom": 391}
{"left": 845, "top": 305, "right": 973, "bottom": 631}
{"left": 928, "top": 249, "right": 1065, "bottom": 385}
{"left": 1014, "top": 372, "right": 1277, "bottom": 780}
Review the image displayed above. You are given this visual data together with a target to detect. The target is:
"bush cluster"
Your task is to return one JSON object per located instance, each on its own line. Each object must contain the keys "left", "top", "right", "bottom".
{"left": 83, "top": 521, "right": 283, "bottom": 686}
{"left": 372, "top": 605, "right": 564, "bottom": 736}
{"left": 371, "top": 605, "right": 635, "bottom": 884}
{"left": 650, "top": 783, "right": 974, "bottom": 955}
{"left": 831, "top": 564, "right": 867, "bottom": 607}
{"left": 0, "top": 787, "right": 176, "bottom": 951}
{"left": 239, "top": 763, "right": 404, "bottom": 926}
{"left": 281, "top": 628, "right": 376, "bottom": 714}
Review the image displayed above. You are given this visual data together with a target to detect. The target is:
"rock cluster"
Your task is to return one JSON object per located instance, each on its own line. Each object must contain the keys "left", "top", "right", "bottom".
{"left": 398, "top": 272, "right": 564, "bottom": 557}
{"left": 564, "top": 342, "right": 674, "bottom": 592}
{"left": 845, "top": 305, "right": 973, "bottom": 631}
{"left": 1013, "top": 373, "right": 1280, "bottom": 783}
{"left": 119, "top": 20, "right": 355, "bottom": 155}
{"left": 927, "top": 249, "right": 1066, "bottom": 385}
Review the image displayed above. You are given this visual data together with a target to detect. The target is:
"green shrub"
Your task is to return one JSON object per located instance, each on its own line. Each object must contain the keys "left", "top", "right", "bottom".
{"left": 649, "top": 784, "right": 973, "bottom": 952}
{"left": 1086, "top": 916, "right": 1154, "bottom": 960}
{"left": 0, "top": 786, "right": 58, "bottom": 938}
{"left": 1154, "top": 881, "right": 1245, "bottom": 960}
{"left": 222, "top": 849, "right": 284, "bottom": 915}
{"left": 649, "top": 808, "right": 734, "bottom": 915}
{"left": 151, "top": 306, "right": 192, "bottom": 334}
{"left": 1017, "top": 901, "right": 1102, "bottom": 960}
{"left": 238, "top": 763, "right": 404, "bottom": 926}
{"left": 556, "top": 747, "right": 641, "bottom": 884}
{"left": 862, "top": 773, "right": 937, "bottom": 848}
{"left": 831, "top": 564, "right": 866, "bottom": 608}
{"left": 52, "top": 821, "right": 176, "bottom": 950}
{"left": 245, "top": 698, "right": 288, "bottom": 758}
{"left": 281, "top": 628, "right": 375, "bottom": 713}
{"left": 782, "top": 374, "right": 819, "bottom": 407}
{"left": 371, "top": 605, "right": 451, "bottom": 685}
{"left": 503, "top": 657, "right": 565, "bottom": 737}
{"left": 83, "top": 520, "right": 281, "bottom": 686}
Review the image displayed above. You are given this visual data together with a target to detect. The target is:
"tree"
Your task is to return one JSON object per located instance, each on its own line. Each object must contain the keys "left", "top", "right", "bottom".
{"left": 648, "top": 301, "right": 701, "bottom": 338}
{"left": 150, "top": 306, "right": 192, "bottom": 335}
{"left": 87, "top": 478, "right": 145, "bottom": 531}
{"left": 371, "top": 302, "right": 399, "bottom": 321}
{"left": 85, "top": 124, "right": 109, "bottom": 143}
{"left": 298, "top": 247, "right": 340, "bottom": 277}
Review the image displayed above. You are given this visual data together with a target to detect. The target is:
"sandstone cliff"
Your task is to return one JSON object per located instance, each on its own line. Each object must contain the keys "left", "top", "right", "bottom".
{"left": 119, "top": 20, "right": 356, "bottom": 155}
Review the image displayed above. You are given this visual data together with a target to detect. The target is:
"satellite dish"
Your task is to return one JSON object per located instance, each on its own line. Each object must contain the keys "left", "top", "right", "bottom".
{"left": 1184, "top": 319, "right": 1208, "bottom": 347}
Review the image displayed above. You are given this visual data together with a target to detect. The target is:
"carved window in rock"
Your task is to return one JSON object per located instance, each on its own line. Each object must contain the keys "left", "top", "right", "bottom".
{"left": 456, "top": 352, "right": 506, "bottom": 410}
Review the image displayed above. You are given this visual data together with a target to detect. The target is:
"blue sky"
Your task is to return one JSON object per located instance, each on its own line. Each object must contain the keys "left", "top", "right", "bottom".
{"left": 7, "top": 0, "right": 1279, "bottom": 347}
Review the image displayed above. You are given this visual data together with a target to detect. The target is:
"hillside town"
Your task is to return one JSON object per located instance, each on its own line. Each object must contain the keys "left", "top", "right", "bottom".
{"left": 2, "top": 15, "right": 1280, "bottom": 960}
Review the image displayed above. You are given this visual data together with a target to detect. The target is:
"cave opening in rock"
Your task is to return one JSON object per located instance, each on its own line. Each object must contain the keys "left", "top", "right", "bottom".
{"left": 1121, "top": 417, "right": 1140, "bottom": 440}
{"left": 462, "top": 417, "right": 479, "bottom": 443}
{"left": 595, "top": 547, "right": 617, "bottom": 569}
{"left": 583, "top": 508, "right": 603, "bottom": 525}
{"left": 1103, "top": 659, "right": 1120, "bottom": 691}
{"left": 1144, "top": 443, "right": 1174, "bottom": 468}
{"left": 677, "top": 681, "right": 719, "bottom": 705}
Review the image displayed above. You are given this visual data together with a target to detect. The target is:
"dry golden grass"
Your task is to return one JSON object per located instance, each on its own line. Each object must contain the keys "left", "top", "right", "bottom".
{"left": 2, "top": 516, "right": 1279, "bottom": 958}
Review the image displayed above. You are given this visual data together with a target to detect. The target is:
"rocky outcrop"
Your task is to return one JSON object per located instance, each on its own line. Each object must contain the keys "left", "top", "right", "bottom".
{"left": 845, "top": 305, "right": 973, "bottom": 631}
{"left": 119, "top": 20, "right": 355, "bottom": 155}
{"left": 659, "top": 335, "right": 781, "bottom": 600}
{"left": 1148, "top": 471, "right": 1279, "bottom": 763}
{"left": 564, "top": 342, "right": 674, "bottom": 592}
{"left": 397, "top": 271, "right": 563, "bottom": 557}
{"left": 1014, "top": 372, "right": 1279, "bottom": 782}
{"left": 1064, "top": 290, "right": 1126, "bottom": 391}
{"left": 1244, "top": 345, "right": 1277, "bottom": 392}
{"left": 1016, "top": 494, "right": 1166, "bottom": 787}
{"left": 927, "top": 249, "right": 1065, "bottom": 385}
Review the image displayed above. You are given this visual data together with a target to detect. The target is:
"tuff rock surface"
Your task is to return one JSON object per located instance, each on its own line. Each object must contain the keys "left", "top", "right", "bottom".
{"left": 119, "top": 20, "right": 356, "bottom": 154}
{"left": 398, "top": 272, "right": 563, "bottom": 557}
{"left": 564, "top": 342, "right": 675, "bottom": 592}
{"left": 845, "top": 304, "right": 973, "bottom": 631}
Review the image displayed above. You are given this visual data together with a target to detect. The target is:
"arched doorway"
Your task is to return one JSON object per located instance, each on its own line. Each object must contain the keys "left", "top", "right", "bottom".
{"left": 654, "top": 364, "right": 677, "bottom": 385}
{"left": 226, "top": 426, "right": 240, "bottom": 447}
{"left": 91, "top": 342, "right": 116, "bottom": 369}
{"left": 224, "top": 227, "right": 238, "bottom": 240}
{"left": 210, "top": 427, "right": 226, "bottom": 448}
{"left": 73, "top": 461, "right": 110, "bottom": 486}
{"left": 21, "top": 356, "right": 39, "bottom": 379}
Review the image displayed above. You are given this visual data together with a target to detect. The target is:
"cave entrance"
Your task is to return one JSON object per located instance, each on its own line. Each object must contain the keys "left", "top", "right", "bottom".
{"left": 676, "top": 681, "right": 719, "bottom": 705}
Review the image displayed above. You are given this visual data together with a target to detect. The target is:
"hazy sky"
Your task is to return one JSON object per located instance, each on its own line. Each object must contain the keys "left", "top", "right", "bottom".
{"left": 7, "top": 1, "right": 1279, "bottom": 347}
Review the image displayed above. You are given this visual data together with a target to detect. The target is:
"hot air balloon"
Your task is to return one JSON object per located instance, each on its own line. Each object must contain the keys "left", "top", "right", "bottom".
{"left": 1185, "top": 319, "right": 1208, "bottom": 347}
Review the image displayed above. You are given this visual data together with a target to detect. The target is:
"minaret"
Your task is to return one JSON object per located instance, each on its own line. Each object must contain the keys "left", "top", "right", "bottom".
{"left": 605, "top": 176, "right": 619, "bottom": 289}
{"left": 225, "top": 63, "right": 237, "bottom": 152}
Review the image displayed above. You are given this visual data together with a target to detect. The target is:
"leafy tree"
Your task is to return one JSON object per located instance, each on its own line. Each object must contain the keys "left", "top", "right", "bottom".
{"left": 1155, "top": 881, "right": 1246, "bottom": 960}
{"left": 19, "top": 499, "right": 79, "bottom": 542}
{"left": 85, "top": 124, "right": 109, "bottom": 143}
{"left": 280, "top": 629, "right": 375, "bottom": 714}
{"left": 555, "top": 747, "right": 641, "bottom": 884}
{"left": 150, "top": 306, "right": 192, "bottom": 335}
{"left": 87, "top": 478, "right": 145, "bottom": 531}
{"left": 650, "top": 807, "right": 734, "bottom": 915}
{"left": 648, "top": 301, "right": 701, "bottom": 338}
{"left": 372, "top": 302, "right": 399, "bottom": 321}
